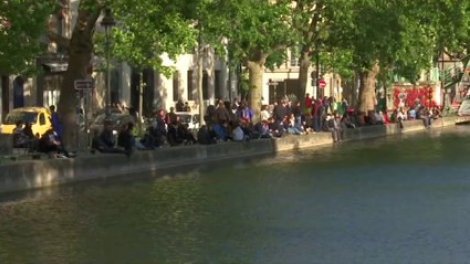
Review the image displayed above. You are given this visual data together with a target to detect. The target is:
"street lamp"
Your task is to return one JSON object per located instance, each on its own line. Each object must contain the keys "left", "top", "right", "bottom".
{"left": 100, "top": 8, "right": 116, "bottom": 111}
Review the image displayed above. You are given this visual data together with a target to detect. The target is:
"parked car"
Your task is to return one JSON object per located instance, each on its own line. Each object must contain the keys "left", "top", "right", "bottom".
{"left": 89, "top": 113, "right": 135, "bottom": 136}
{"left": 458, "top": 98, "right": 470, "bottom": 116}
{"left": 0, "top": 107, "right": 52, "bottom": 137}
{"left": 175, "top": 112, "right": 200, "bottom": 131}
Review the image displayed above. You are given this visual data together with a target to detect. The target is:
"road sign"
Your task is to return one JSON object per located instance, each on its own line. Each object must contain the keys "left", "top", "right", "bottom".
{"left": 319, "top": 79, "right": 327, "bottom": 89}
{"left": 74, "top": 79, "right": 94, "bottom": 91}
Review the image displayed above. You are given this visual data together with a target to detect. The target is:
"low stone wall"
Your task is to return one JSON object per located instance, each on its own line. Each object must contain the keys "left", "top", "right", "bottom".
{"left": 1, "top": 116, "right": 470, "bottom": 194}
{"left": 0, "top": 134, "right": 12, "bottom": 155}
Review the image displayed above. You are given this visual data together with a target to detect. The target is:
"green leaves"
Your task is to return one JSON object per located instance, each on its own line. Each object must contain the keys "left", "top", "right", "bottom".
{"left": 109, "top": 0, "right": 198, "bottom": 72}
{"left": 210, "top": 0, "right": 295, "bottom": 65}
{"left": 0, "top": 0, "right": 58, "bottom": 74}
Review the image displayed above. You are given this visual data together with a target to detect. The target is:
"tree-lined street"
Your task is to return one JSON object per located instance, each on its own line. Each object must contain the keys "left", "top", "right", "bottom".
{"left": 0, "top": 0, "right": 468, "bottom": 146}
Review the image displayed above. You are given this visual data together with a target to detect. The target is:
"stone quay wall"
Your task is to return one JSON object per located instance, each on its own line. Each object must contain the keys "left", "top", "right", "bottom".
{"left": 1, "top": 116, "right": 469, "bottom": 194}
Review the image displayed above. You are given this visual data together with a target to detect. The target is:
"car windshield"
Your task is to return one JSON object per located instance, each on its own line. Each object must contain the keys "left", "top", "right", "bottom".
{"left": 177, "top": 114, "right": 192, "bottom": 124}
{"left": 176, "top": 114, "right": 199, "bottom": 124}
{"left": 4, "top": 111, "right": 38, "bottom": 125}
{"left": 93, "top": 114, "right": 133, "bottom": 127}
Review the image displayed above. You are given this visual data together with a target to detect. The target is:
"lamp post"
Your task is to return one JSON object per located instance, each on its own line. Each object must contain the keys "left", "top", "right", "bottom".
{"left": 100, "top": 8, "right": 116, "bottom": 111}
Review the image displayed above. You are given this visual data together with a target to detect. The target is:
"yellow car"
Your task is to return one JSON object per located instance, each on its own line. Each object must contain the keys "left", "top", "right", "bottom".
{"left": 0, "top": 107, "right": 53, "bottom": 137}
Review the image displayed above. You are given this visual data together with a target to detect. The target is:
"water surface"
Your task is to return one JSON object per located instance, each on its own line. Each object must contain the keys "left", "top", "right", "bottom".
{"left": 1, "top": 127, "right": 470, "bottom": 263}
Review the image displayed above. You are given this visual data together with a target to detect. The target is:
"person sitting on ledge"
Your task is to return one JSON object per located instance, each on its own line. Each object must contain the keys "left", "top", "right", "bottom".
{"left": 341, "top": 113, "right": 356, "bottom": 129}
{"left": 118, "top": 122, "right": 135, "bottom": 156}
{"left": 408, "top": 107, "right": 417, "bottom": 120}
{"left": 330, "top": 111, "right": 344, "bottom": 142}
{"left": 268, "top": 117, "right": 284, "bottom": 138}
{"left": 12, "top": 121, "right": 36, "bottom": 149}
{"left": 38, "top": 128, "right": 70, "bottom": 158}
{"left": 178, "top": 123, "right": 197, "bottom": 145}
{"left": 396, "top": 107, "right": 408, "bottom": 129}
{"left": 417, "top": 105, "right": 432, "bottom": 128}
{"left": 374, "top": 111, "right": 385, "bottom": 125}
{"left": 231, "top": 121, "right": 247, "bottom": 142}
{"left": 167, "top": 118, "right": 184, "bottom": 146}
{"left": 91, "top": 120, "right": 123, "bottom": 154}
{"left": 253, "top": 119, "right": 272, "bottom": 139}
{"left": 213, "top": 120, "right": 229, "bottom": 142}
{"left": 431, "top": 106, "right": 442, "bottom": 120}
{"left": 197, "top": 125, "right": 217, "bottom": 145}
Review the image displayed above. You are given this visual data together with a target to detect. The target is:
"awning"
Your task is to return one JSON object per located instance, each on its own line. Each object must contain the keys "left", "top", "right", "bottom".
{"left": 42, "top": 62, "right": 68, "bottom": 73}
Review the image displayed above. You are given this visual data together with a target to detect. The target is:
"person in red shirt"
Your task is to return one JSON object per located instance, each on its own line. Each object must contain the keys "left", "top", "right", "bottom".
{"left": 305, "top": 93, "right": 313, "bottom": 110}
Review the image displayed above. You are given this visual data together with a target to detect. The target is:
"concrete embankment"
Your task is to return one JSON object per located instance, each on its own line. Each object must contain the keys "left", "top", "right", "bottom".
{"left": 1, "top": 116, "right": 469, "bottom": 194}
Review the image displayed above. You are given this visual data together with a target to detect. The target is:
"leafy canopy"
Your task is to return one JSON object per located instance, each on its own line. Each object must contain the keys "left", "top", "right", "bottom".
{"left": 0, "top": 0, "right": 58, "bottom": 74}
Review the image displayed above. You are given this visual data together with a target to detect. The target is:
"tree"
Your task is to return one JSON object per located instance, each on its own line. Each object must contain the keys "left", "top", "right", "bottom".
{"left": 327, "top": 0, "right": 438, "bottom": 119}
{"left": 0, "top": 0, "right": 57, "bottom": 74}
{"left": 431, "top": 0, "right": 469, "bottom": 96}
{"left": 57, "top": 0, "right": 201, "bottom": 147}
{"left": 211, "top": 0, "right": 295, "bottom": 121}
{"left": 291, "top": 0, "right": 356, "bottom": 101}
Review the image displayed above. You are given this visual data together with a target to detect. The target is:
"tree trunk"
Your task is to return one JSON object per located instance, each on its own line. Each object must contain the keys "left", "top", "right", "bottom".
{"left": 342, "top": 77, "right": 355, "bottom": 106}
{"left": 197, "top": 41, "right": 205, "bottom": 125}
{"left": 351, "top": 73, "right": 360, "bottom": 107}
{"left": 357, "top": 63, "right": 380, "bottom": 114}
{"left": 298, "top": 51, "right": 311, "bottom": 106}
{"left": 247, "top": 60, "right": 264, "bottom": 123}
{"left": 1, "top": 75, "right": 9, "bottom": 122}
{"left": 58, "top": 7, "right": 101, "bottom": 149}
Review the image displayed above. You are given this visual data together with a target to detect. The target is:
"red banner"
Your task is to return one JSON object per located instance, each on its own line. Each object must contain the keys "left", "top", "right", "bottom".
{"left": 393, "top": 85, "right": 436, "bottom": 109}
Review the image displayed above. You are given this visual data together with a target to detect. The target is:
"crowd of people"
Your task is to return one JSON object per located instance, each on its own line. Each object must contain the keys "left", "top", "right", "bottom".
{"left": 12, "top": 105, "right": 71, "bottom": 158}
{"left": 10, "top": 95, "right": 443, "bottom": 158}
{"left": 89, "top": 94, "right": 443, "bottom": 156}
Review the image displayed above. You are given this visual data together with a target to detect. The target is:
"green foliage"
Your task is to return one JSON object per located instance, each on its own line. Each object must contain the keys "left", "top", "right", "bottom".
{"left": 319, "top": 50, "right": 354, "bottom": 79}
{"left": 109, "top": 0, "right": 199, "bottom": 74}
{"left": 325, "top": 0, "right": 439, "bottom": 83}
{"left": 211, "top": 0, "right": 296, "bottom": 65}
{"left": 0, "top": 0, "right": 58, "bottom": 74}
{"left": 429, "top": 0, "right": 469, "bottom": 56}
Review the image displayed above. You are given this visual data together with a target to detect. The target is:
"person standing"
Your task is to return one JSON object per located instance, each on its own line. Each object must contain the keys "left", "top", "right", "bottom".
{"left": 312, "top": 99, "right": 324, "bottom": 132}
{"left": 304, "top": 93, "right": 313, "bottom": 114}
{"left": 292, "top": 101, "right": 302, "bottom": 130}
{"left": 49, "top": 105, "right": 64, "bottom": 140}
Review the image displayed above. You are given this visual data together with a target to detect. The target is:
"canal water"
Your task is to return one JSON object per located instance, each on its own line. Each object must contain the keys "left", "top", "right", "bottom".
{"left": 1, "top": 126, "right": 470, "bottom": 263}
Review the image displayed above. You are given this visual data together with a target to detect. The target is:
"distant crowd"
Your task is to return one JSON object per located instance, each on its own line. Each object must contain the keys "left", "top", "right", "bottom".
{"left": 10, "top": 95, "right": 443, "bottom": 158}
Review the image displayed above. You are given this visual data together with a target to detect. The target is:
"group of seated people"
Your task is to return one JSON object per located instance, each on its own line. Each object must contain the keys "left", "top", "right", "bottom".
{"left": 12, "top": 121, "right": 70, "bottom": 158}
{"left": 91, "top": 109, "right": 198, "bottom": 155}
{"left": 392, "top": 104, "right": 441, "bottom": 128}
{"left": 16, "top": 98, "right": 443, "bottom": 158}
{"left": 139, "top": 109, "right": 197, "bottom": 149}
{"left": 91, "top": 120, "right": 135, "bottom": 156}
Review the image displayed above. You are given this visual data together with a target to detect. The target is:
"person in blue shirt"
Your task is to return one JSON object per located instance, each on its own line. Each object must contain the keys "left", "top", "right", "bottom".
{"left": 49, "top": 105, "right": 64, "bottom": 140}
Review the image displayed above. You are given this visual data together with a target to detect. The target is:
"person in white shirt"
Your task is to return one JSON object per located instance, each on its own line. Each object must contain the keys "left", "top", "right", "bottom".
{"left": 260, "top": 105, "right": 271, "bottom": 122}
{"left": 397, "top": 107, "right": 407, "bottom": 128}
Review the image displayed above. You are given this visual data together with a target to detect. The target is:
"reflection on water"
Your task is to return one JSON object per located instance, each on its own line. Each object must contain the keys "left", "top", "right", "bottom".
{"left": 2, "top": 127, "right": 470, "bottom": 263}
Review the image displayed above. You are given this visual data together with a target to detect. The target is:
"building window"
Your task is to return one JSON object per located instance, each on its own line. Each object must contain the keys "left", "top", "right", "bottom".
{"left": 203, "top": 71, "right": 209, "bottom": 100}
{"left": 215, "top": 70, "right": 221, "bottom": 100}
{"left": 187, "top": 70, "right": 195, "bottom": 100}
{"left": 57, "top": 14, "right": 64, "bottom": 37}
{"left": 290, "top": 46, "right": 300, "bottom": 67}
{"left": 173, "top": 72, "right": 179, "bottom": 101}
